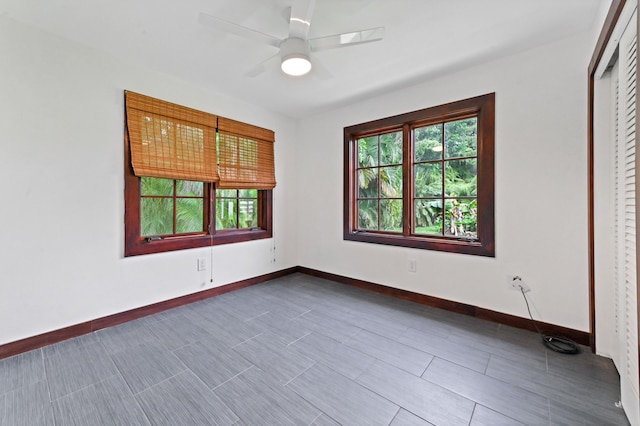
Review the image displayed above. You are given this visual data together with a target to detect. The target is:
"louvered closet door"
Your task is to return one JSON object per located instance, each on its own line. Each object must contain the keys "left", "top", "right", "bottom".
{"left": 617, "top": 11, "right": 640, "bottom": 422}
{"left": 614, "top": 61, "right": 622, "bottom": 363}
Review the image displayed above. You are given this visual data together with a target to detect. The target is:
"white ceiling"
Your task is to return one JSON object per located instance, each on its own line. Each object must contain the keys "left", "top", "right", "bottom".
{"left": 1, "top": 0, "right": 603, "bottom": 118}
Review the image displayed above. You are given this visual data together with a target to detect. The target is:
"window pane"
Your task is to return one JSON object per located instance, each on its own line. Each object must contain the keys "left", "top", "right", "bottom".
{"left": 445, "top": 118, "right": 477, "bottom": 159}
{"left": 239, "top": 199, "right": 258, "bottom": 228}
{"left": 358, "top": 200, "right": 378, "bottom": 230}
{"left": 380, "top": 166, "right": 402, "bottom": 198}
{"left": 176, "top": 199, "right": 204, "bottom": 234}
{"left": 445, "top": 159, "right": 477, "bottom": 197}
{"left": 414, "top": 199, "right": 443, "bottom": 235}
{"left": 216, "top": 198, "right": 237, "bottom": 229}
{"left": 216, "top": 189, "right": 237, "bottom": 198}
{"left": 380, "top": 131, "right": 402, "bottom": 165}
{"left": 358, "top": 169, "right": 379, "bottom": 199}
{"left": 358, "top": 136, "right": 379, "bottom": 167}
{"left": 141, "top": 177, "right": 173, "bottom": 196}
{"left": 176, "top": 180, "right": 203, "bottom": 196}
{"left": 414, "top": 124, "right": 443, "bottom": 162}
{"left": 239, "top": 189, "right": 258, "bottom": 198}
{"left": 445, "top": 198, "right": 478, "bottom": 238}
{"left": 414, "top": 163, "right": 442, "bottom": 197}
{"left": 141, "top": 198, "right": 173, "bottom": 236}
{"left": 380, "top": 199, "right": 402, "bottom": 232}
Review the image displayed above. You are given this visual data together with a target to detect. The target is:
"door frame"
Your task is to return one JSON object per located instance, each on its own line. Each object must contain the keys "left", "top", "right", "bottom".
{"left": 587, "top": 2, "right": 640, "bottom": 396}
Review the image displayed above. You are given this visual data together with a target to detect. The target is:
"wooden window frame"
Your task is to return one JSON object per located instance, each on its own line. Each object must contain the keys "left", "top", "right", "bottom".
{"left": 139, "top": 179, "right": 210, "bottom": 239}
{"left": 124, "top": 130, "right": 272, "bottom": 257}
{"left": 215, "top": 189, "right": 261, "bottom": 230}
{"left": 343, "top": 93, "right": 495, "bottom": 257}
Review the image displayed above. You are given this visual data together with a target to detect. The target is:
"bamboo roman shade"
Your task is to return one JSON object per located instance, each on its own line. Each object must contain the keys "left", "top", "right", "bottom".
{"left": 217, "top": 117, "right": 276, "bottom": 189}
{"left": 125, "top": 91, "right": 219, "bottom": 182}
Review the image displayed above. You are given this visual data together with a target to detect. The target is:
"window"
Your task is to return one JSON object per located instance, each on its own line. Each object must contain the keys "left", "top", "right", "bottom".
{"left": 216, "top": 189, "right": 259, "bottom": 230}
{"left": 124, "top": 91, "right": 275, "bottom": 256}
{"left": 141, "top": 178, "right": 207, "bottom": 237}
{"left": 344, "top": 93, "right": 495, "bottom": 256}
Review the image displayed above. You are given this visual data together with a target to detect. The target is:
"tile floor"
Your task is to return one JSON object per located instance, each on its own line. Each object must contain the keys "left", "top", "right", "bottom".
{"left": 0, "top": 273, "right": 630, "bottom": 425}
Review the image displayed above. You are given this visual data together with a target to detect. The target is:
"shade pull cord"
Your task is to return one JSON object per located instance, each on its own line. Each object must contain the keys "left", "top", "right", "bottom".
{"left": 209, "top": 225, "right": 214, "bottom": 283}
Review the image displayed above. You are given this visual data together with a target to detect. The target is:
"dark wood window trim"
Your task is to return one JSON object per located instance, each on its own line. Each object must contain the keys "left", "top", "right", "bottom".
{"left": 343, "top": 93, "right": 495, "bottom": 256}
{"left": 124, "top": 130, "right": 272, "bottom": 257}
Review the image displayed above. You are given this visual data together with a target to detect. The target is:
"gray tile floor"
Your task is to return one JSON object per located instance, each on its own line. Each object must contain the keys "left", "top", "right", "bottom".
{"left": 0, "top": 273, "right": 630, "bottom": 425}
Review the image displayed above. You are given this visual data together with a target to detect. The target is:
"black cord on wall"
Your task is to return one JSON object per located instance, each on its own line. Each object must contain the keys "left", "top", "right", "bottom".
{"left": 519, "top": 287, "right": 580, "bottom": 355}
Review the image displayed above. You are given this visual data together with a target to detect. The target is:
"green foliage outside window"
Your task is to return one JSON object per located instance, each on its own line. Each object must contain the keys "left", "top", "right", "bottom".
{"left": 216, "top": 189, "right": 258, "bottom": 230}
{"left": 356, "top": 117, "right": 478, "bottom": 238}
{"left": 140, "top": 178, "right": 260, "bottom": 236}
{"left": 357, "top": 131, "right": 403, "bottom": 232}
{"left": 140, "top": 177, "right": 204, "bottom": 236}
{"left": 140, "top": 178, "right": 204, "bottom": 237}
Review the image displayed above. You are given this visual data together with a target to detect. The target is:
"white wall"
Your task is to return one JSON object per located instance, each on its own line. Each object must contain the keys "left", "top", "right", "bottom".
{"left": 0, "top": 16, "right": 298, "bottom": 345}
{"left": 0, "top": 11, "right": 606, "bottom": 345}
{"left": 297, "top": 32, "right": 593, "bottom": 331}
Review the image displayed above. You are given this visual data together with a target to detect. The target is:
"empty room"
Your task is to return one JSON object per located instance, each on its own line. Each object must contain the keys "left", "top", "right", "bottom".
{"left": 0, "top": 0, "right": 638, "bottom": 425}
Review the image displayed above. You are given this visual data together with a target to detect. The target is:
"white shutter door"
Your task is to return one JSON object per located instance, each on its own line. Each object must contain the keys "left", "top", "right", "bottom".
{"left": 618, "top": 12, "right": 640, "bottom": 423}
{"left": 616, "top": 69, "right": 621, "bottom": 341}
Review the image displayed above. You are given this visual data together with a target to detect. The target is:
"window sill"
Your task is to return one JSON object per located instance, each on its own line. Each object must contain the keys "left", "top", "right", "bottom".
{"left": 212, "top": 228, "right": 271, "bottom": 245}
{"left": 125, "top": 228, "right": 272, "bottom": 257}
{"left": 343, "top": 231, "right": 494, "bottom": 257}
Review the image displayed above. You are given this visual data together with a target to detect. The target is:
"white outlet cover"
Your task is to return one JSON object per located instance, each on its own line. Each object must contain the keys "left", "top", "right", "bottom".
{"left": 507, "top": 275, "right": 530, "bottom": 293}
{"left": 197, "top": 258, "right": 206, "bottom": 271}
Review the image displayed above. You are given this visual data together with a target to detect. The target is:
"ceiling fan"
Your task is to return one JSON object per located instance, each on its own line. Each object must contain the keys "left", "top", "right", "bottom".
{"left": 198, "top": 0, "right": 385, "bottom": 77}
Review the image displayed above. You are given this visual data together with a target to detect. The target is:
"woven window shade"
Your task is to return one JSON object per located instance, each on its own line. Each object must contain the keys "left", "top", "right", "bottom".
{"left": 125, "top": 91, "right": 219, "bottom": 182}
{"left": 217, "top": 117, "right": 276, "bottom": 189}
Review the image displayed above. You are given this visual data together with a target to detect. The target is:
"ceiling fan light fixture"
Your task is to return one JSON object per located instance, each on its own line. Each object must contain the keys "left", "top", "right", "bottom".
{"left": 280, "top": 37, "right": 312, "bottom": 76}
{"left": 281, "top": 55, "right": 311, "bottom": 76}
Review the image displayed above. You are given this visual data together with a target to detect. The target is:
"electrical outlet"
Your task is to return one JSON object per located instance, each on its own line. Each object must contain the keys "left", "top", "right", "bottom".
{"left": 197, "top": 258, "right": 206, "bottom": 271}
{"left": 507, "top": 275, "right": 530, "bottom": 293}
{"left": 408, "top": 259, "right": 416, "bottom": 273}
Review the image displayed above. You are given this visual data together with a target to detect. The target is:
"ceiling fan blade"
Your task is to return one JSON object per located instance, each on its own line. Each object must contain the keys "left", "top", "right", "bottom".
{"left": 245, "top": 54, "right": 281, "bottom": 78}
{"left": 309, "top": 27, "right": 384, "bottom": 52}
{"left": 289, "top": 0, "right": 316, "bottom": 39}
{"left": 198, "top": 12, "right": 281, "bottom": 48}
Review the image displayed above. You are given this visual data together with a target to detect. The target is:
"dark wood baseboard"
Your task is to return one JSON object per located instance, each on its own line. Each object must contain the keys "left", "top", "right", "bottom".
{"left": 0, "top": 265, "right": 591, "bottom": 359}
{"left": 0, "top": 267, "right": 297, "bottom": 360}
{"left": 297, "top": 267, "right": 590, "bottom": 347}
